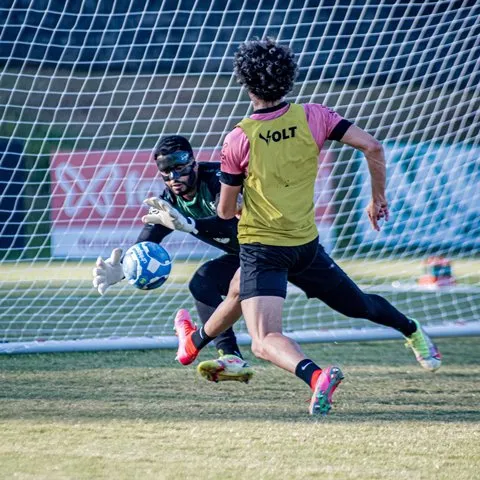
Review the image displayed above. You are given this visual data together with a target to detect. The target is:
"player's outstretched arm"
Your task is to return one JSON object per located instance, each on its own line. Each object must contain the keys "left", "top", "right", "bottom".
{"left": 92, "top": 248, "right": 124, "bottom": 295}
{"left": 340, "top": 125, "right": 389, "bottom": 231}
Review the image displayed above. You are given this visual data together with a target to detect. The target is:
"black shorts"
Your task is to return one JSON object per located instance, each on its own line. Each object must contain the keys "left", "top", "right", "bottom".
{"left": 287, "top": 244, "right": 348, "bottom": 299}
{"left": 239, "top": 238, "right": 348, "bottom": 301}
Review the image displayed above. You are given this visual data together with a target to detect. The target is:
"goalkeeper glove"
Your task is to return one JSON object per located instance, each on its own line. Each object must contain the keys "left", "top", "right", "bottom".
{"left": 92, "top": 248, "right": 124, "bottom": 295}
{"left": 142, "top": 197, "right": 198, "bottom": 234}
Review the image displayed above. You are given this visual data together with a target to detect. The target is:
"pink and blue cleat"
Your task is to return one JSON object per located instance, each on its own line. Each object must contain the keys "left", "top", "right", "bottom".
{"left": 309, "top": 365, "right": 344, "bottom": 416}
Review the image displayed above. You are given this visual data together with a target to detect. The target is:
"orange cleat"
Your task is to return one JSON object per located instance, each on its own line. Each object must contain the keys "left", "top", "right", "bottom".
{"left": 174, "top": 309, "right": 199, "bottom": 365}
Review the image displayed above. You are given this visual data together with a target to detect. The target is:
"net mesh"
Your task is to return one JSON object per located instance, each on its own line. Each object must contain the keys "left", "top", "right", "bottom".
{"left": 0, "top": 0, "right": 479, "bottom": 349}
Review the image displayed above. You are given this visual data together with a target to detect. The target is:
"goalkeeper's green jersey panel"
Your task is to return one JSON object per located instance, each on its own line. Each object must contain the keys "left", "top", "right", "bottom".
{"left": 236, "top": 103, "right": 320, "bottom": 246}
{"left": 175, "top": 181, "right": 217, "bottom": 219}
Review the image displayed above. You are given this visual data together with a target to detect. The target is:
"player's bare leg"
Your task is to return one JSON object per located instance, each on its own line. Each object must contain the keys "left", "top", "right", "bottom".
{"left": 175, "top": 263, "right": 242, "bottom": 367}
{"left": 174, "top": 298, "right": 241, "bottom": 364}
{"left": 241, "top": 295, "right": 342, "bottom": 415}
{"left": 240, "top": 296, "right": 304, "bottom": 373}
{"left": 175, "top": 268, "right": 253, "bottom": 382}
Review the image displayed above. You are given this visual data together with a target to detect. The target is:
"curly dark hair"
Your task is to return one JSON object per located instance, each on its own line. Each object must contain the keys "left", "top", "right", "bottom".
{"left": 233, "top": 38, "right": 298, "bottom": 102}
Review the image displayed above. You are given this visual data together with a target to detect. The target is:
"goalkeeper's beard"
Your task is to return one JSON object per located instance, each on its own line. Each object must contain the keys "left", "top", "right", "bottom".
{"left": 171, "top": 170, "right": 197, "bottom": 197}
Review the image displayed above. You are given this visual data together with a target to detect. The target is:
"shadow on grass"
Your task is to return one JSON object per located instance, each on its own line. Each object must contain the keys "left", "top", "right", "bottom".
{"left": 1, "top": 338, "right": 479, "bottom": 424}
{"left": 0, "top": 399, "right": 478, "bottom": 424}
{"left": 1, "top": 370, "right": 479, "bottom": 424}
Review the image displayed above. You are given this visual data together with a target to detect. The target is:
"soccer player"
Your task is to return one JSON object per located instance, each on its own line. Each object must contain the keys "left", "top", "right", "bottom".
{"left": 92, "top": 135, "right": 253, "bottom": 383}
{"left": 173, "top": 38, "right": 442, "bottom": 415}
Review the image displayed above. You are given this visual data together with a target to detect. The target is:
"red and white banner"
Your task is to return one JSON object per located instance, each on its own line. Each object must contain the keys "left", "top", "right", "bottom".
{"left": 50, "top": 149, "right": 334, "bottom": 258}
{"left": 51, "top": 150, "right": 164, "bottom": 258}
{"left": 51, "top": 150, "right": 159, "bottom": 226}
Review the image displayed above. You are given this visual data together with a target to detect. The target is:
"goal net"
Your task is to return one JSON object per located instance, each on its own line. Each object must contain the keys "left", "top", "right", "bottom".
{"left": 1, "top": 0, "right": 479, "bottom": 353}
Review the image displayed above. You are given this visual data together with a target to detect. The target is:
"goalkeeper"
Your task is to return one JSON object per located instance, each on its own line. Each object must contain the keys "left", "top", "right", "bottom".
{"left": 92, "top": 135, "right": 253, "bottom": 383}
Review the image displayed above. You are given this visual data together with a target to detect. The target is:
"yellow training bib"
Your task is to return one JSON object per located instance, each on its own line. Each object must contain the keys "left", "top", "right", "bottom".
{"left": 237, "top": 103, "right": 320, "bottom": 246}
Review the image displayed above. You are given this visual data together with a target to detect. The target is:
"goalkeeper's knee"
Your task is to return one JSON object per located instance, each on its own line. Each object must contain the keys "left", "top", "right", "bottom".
{"left": 189, "top": 270, "right": 221, "bottom": 306}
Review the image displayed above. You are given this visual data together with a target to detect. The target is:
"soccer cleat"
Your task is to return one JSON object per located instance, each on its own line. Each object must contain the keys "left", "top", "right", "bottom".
{"left": 309, "top": 366, "right": 344, "bottom": 416}
{"left": 197, "top": 351, "right": 254, "bottom": 383}
{"left": 174, "top": 309, "right": 199, "bottom": 365}
{"left": 405, "top": 319, "right": 442, "bottom": 372}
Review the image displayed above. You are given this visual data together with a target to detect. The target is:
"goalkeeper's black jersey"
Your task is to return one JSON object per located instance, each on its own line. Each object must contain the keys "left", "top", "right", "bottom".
{"left": 136, "top": 162, "right": 240, "bottom": 255}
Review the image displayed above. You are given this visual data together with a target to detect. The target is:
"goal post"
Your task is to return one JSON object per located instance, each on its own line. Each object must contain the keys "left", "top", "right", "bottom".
{"left": 1, "top": 0, "right": 479, "bottom": 354}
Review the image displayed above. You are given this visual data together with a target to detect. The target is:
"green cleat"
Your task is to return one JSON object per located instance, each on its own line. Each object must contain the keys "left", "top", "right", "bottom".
{"left": 405, "top": 319, "right": 442, "bottom": 372}
{"left": 197, "top": 351, "right": 254, "bottom": 383}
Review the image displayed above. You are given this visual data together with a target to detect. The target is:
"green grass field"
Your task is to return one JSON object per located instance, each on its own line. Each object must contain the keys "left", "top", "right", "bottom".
{"left": 1, "top": 258, "right": 479, "bottom": 343}
{"left": 1, "top": 257, "right": 480, "bottom": 284}
{"left": 1, "top": 337, "right": 479, "bottom": 479}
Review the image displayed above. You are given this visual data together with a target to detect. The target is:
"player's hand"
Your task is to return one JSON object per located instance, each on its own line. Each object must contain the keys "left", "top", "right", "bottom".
{"left": 366, "top": 198, "right": 389, "bottom": 231}
{"left": 142, "top": 197, "right": 198, "bottom": 234}
{"left": 92, "top": 248, "right": 124, "bottom": 295}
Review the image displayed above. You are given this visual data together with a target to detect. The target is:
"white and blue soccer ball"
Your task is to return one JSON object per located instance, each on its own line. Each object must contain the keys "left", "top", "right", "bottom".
{"left": 122, "top": 242, "right": 172, "bottom": 290}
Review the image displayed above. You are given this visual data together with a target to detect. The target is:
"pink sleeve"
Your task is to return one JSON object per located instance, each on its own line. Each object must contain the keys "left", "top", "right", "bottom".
{"left": 220, "top": 127, "right": 250, "bottom": 176}
{"left": 304, "top": 104, "right": 345, "bottom": 148}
